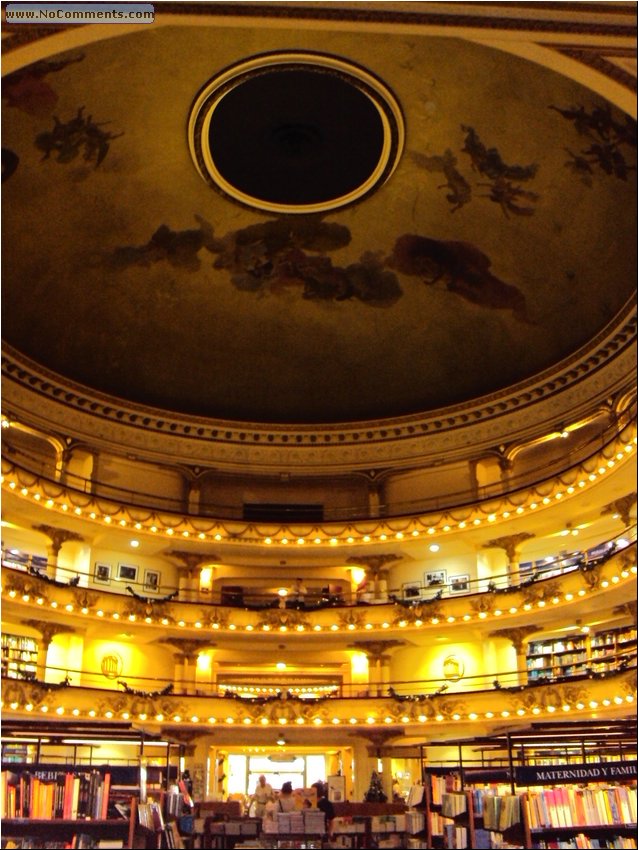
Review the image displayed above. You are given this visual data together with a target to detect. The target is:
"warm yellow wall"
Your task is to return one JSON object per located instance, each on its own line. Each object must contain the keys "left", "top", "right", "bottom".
{"left": 94, "top": 454, "right": 185, "bottom": 505}
{"left": 391, "top": 640, "right": 497, "bottom": 692}
{"left": 89, "top": 548, "right": 179, "bottom": 594}
{"left": 200, "top": 472, "right": 367, "bottom": 514}
{"left": 46, "top": 633, "right": 84, "bottom": 685}
{"left": 390, "top": 552, "right": 478, "bottom": 594}
{"left": 82, "top": 638, "right": 173, "bottom": 690}
{"left": 383, "top": 462, "right": 474, "bottom": 508}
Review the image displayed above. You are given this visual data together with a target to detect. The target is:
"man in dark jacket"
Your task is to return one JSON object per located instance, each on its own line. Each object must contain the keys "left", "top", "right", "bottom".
{"left": 312, "top": 781, "right": 335, "bottom": 837}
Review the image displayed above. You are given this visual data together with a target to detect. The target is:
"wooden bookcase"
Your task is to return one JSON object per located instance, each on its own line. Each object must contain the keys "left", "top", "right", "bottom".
{"left": 1, "top": 797, "right": 160, "bottom": 849}
{"left": 1, "top": 632, "right": 38, "bottom": 681}
{"left": 526, "top": 624, "right": 637, "bottom": 681}
{"left": 521, "top": 784, "right": 637, "bottom": 849}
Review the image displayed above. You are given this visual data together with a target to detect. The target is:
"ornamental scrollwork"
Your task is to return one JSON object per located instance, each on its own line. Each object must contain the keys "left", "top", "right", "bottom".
{"left": 73, "top": 588, "right": 100, "bottom": 610}
{"left": 580, "top": 564, "right": 602, "bottom": 591}
{"left": 521, "top": 579, "right": 562, "bottom": 606}
{"left": 256, "top": 607, "right": 310, "bottom": 631}
{"left": 204, "top": 608, "right": 229, "bottom": 629}
{"left": 244, "top": 690, "right": 327, "bottom": 725}
{"left": 339, "top": 610, "right": 367, "bottom": 630}
{"left": 471, "top": 595, "right": 494, "bottom": 615}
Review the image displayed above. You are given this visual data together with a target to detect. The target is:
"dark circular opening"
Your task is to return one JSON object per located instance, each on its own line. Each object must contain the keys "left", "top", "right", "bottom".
{"left": 208, "top": 68, "right": 385, "bottom": 206}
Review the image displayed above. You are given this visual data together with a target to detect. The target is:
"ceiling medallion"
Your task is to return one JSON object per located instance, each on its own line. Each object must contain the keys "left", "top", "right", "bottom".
{"left": 188, "top": 51, "right": 404, "bottom": 214}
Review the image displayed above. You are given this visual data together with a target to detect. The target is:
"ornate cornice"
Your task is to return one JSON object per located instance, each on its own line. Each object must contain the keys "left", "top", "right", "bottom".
{"left": 1, "top": 297, "right": 635, "bottom": 473}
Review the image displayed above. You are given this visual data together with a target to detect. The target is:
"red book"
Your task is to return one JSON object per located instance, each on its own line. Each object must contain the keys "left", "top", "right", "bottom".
{"left": 572, "top": 789, "right": 587, "bottom": 826}
{"left": 178, "top": 779, "right": 194, "bottom": 808}
{"left": 63, "top": 772, "right": 74, "bottom": 819}
{"left": 100, "top": 772, "right": 111, "bottom": 820}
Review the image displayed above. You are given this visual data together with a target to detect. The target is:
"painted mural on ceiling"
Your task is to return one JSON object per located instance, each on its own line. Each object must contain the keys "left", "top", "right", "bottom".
{"left": 1, "top": 26, "right": 636, "bottom": 423}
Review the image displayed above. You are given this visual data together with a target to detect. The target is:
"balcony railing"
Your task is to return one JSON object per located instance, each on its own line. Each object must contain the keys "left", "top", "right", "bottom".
{"left": 7, "top": 650, "right": 635, "bottom": 700}
{"left": 2, "top": 404, "right": 635, "bottom": 523}
{"left": 2, "top": 529, "right": 635, "bottom": 608}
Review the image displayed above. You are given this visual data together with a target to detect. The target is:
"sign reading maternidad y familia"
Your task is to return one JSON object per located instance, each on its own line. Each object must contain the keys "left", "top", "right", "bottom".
{"left": 515, "top": 761, "right": 636, "bottom": 786}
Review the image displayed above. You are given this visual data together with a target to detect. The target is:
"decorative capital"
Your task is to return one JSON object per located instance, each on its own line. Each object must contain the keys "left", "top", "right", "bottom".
{"left": 346, "top": 554, "right": 401, "bottom": 577}
{"left": 360, "top": 729, "right": 405, "bottom": 753}
{"left": 489, "top": 625, "right": 538, "bottom": 652}
{"left": 165, "top": 550, "right": 215, "bottom": 573}
{"left": 601, "top": 492, "right": 637, "bottom": 527}
{"left": 159, "top": 638, "right": 212, "bottom": 659}
{"left": 349, "top": 640, "right": 403, "bottom": 661}
{"left": 482, "top": 532, "right": 535, "bottom": 561}
{"left": 22, "top": 620, "right": 75, "bottom": 644}
{"left": 32, "top": 524, "right": 84, "bottom": 553}
{"left": 614, "top": 600, "right": 637, "bottom": 625}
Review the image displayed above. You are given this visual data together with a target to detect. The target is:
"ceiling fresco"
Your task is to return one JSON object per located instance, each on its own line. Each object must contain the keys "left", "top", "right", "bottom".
{"left": 2, "top": 25, "right": 636, "bottom": 424}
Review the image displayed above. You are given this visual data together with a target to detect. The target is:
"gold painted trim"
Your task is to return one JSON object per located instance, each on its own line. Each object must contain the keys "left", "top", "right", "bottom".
{"left": 188, "top": 51, "right": 404, "bottom": 214}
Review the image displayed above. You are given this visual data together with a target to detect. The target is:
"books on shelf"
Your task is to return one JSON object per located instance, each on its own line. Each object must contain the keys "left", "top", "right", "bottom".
{"left": 1, "top": 769, "right": 112, "bottom": 820}
{"left": 444, "top": 822, "right": 468, "bottom": 848}
{"left": 430, "top": 772, "right": 462, "bottom": 805}
{"left": 480, "top": 793, "right": 521, "bottom": 831}
{"left": 441, "top": 791, "right": 468, "bottom": 819}
{"left": 525, "top": 785, "right": 637, "bottom": 830}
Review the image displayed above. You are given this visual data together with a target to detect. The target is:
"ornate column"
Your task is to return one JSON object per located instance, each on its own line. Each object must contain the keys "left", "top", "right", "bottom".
{"left": 482, "top": 532, "right": 535, "bottom": 585}
{"left": 368, "top": 483, "right": 382, "bottom": 518}
{"left": 186, "top": 479, "right": 202, "bottom": 514}
{"left": 23, "top": 621, "right": 75, "bottom": 681}
{"left": 164, "top": 732, "right": 211, "bottom": 802}
{"left": 379, "top": 654, "right": 392, "bottom": 692}
{"left": 160, "top": 639, "right": 212, "bottom": 694}
{"left": 362, "top": 731, "right": 404, "bottom": 802}
{"left": 347, "top": 555, "right": 401, "bottom": 602}
{"left": 490, "top": 626, "right": 538, "bottom": 685}
{"left": 351, "top": 640, "right": 403, "bottom": 696}
{"left": 32, "top": 525, "right": 84, "bottom": 579}
{"left": 166, "top": 551, "right": 215, "bottom": 601}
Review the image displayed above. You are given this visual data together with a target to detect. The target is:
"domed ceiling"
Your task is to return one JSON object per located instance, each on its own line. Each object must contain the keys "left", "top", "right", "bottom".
{"left": 2, "top": 22, "right": 636, "bottom": 424}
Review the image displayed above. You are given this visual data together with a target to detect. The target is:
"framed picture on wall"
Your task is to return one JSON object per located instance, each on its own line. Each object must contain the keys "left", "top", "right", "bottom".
{"left": 402, "top": 581, "right": 422, "bottom": 599}
{"left": 94, "top": 562, "right": 112, "bottom": 585}
{"left": 143, "top": 569, "right": 160, "bottom": 592}
{"left": 116, "top": 563, "right": 138, "bottom": 582}
{"left": 450, "top": 574, "right": 470, "bottom": 593}
{"left": 424, "top": 570, "right": 447, "bottom": 587}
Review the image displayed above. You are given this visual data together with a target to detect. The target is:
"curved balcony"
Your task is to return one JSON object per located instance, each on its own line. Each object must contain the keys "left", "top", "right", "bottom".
{"left": 2, "top": 539, "right": 635, "bottom": 639}
{"left": 1, "top": 415, "right": 636, "bottom": 546}
{"left": 2, "top": 666, "right": 635, "bottom": 740}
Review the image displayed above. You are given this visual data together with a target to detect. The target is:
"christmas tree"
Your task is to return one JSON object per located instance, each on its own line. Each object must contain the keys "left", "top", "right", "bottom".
{"left": 364, "top": 770, "right": 388, "bottom": 803}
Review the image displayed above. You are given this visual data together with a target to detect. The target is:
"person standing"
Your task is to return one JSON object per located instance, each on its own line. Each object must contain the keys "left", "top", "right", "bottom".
{"left": 251, "top": 774, "right": 274, "bottom": 817}
{"left": 312, "top": 781, "right": 335, "bottom": 837}
{"left": 292, "top": 577, "right": 307, "bottom": 608}
{"left": 277, "top": 781, "right": 296, "bottom": 812}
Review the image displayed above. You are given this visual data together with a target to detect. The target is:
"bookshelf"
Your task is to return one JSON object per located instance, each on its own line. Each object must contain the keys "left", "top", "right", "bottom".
{"left": 526, "top": 624, "right": 637, "bottom": 682}
{"left": 589, "top": 625, "right": 637, "bottom": 674}
{"left": 424, "top": 771, "right": 465, "bottom": 849}
{"left": 0, "top": 797, "right": 160, "bottom": 849}
{"left": 392, "top": 721, "right": 636, "bottom": 850}
{"left": 521, "top": 784, "right": 637, "bottom": 848}
{"left": 1, "top": 632, "right": 38, "bottom": 681}
{"left": 526, "top": 634, "right": 588, "bottom": 681}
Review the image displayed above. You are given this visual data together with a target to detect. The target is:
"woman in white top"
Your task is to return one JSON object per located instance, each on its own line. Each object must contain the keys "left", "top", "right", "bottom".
{"left": 277, "top": 781, "right": 296, "bottom": 812}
